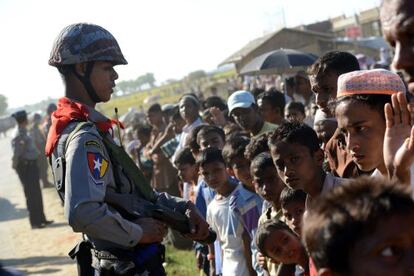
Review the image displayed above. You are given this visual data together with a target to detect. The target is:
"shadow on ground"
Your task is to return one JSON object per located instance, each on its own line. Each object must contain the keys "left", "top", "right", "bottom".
{"left": 0, "top": 197, "right": 27, "bottom": 222}
{"left": 2, "top": 255, "right": 74, "bottom": 268}
{"left": 44, "top": 222, "right": 67, "bottom": 228}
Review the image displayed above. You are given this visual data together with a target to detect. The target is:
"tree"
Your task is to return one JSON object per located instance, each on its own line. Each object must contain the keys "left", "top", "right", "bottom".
{"left": 145, "top": 73, "right": 156, "bottom": 88}
{"left": 187, "top": 70, "right": 206, "bottom": 82}
{"left": 0, "top": 94, "right": 8, "bottom": 115}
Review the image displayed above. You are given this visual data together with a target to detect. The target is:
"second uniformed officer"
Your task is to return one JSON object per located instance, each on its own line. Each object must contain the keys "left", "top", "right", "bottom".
{"left": 45, "top": 23, "right": 210, "bottom": 275}
{"left": 11, "top": 110, "right": 53, "bottom": 229}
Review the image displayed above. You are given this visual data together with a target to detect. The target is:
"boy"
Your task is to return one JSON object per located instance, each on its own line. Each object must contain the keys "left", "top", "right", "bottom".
{"left": 279, "top": 187, "right": 306, "bottom": 236}
{"left": 268, "top": 122, "right": 345, "bottom": 207}
{"left": 250, "top": 152, "right": 286, "bottom": 276}
{"left": 284, "top": 102, "right": 306, "bottom": 124}
{"left": 228, "top": 90, "right": 277, "bottom": 138}
{"left": 308, "top": 51, "right": 360, "bottom": 116}
{"left": 334, "top": 69, "right": 414, "bottom": 185}
{"left": 196, "top": 125, "right": 226, "bottom": 151}
{"left": 222, "top": 135, "right": 255, "bottom": 192}
{"left": 255, "top": 219, "right": 309, "bottom": 275}
{"left": 303, "top": 176, "right": 414, "bottom": 275}
{"left": 135, "top": 124, "right": 153, "bottom": 181}
{"left": 250, "top": 152, "right": 285, "bottom": 221}
{"left": 173, "top": 148, "right": 198, "bottom": 202}
{"left": 308, "top": 51, "right": 360, "bottom": 178}
{"left": 200, "top": 148, "right": 263, "bottom": 276}
{"left": 244, "top": 133, "right": 270, "bottom": 161}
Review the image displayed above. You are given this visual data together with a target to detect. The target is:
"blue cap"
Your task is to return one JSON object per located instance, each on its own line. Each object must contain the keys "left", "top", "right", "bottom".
{"left": 227, "top": 90, "right": 255, "bottom": 114}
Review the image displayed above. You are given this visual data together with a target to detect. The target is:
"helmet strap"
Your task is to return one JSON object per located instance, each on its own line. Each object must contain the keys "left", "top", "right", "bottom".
{"left": 72, "top": 62, "right": 101, "bottom": 103}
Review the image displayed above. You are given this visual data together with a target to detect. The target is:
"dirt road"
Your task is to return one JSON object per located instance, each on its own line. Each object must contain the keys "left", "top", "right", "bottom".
{"left": 0, "top": 132, "right": 79, "bottom": 275}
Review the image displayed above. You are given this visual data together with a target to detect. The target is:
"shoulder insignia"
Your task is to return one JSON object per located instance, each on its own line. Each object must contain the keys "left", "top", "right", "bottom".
{"left": 87, "top": 152, "right": 109, "bottom": 180}
{"left": 85, "top": 140, "right": 102, "bottom": 149}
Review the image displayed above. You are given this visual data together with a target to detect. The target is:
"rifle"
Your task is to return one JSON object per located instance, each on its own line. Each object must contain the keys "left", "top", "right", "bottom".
{"left": 104, "top": 191, "right": 215, "bottom": 244}
{"left": 101, "top": 133, "right": 216, "bottom": 245}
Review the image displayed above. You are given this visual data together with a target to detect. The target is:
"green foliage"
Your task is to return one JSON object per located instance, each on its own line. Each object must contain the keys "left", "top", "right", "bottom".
{"left": 0, "top": 94, "right": 8, "bottom": 115}
{"left": 187, "top": 70, "right": 207, "bottom": 81}
{"left": 164, "top": 245, "right": 197, "bottom": 276}
{"left": 115, "top": 72, "right": 157, "bottom": 94}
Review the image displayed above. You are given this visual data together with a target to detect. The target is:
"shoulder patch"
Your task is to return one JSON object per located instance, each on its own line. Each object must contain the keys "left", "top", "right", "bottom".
{"left": 87, "top": 152, "right": 109, "bottom": 180}
{"left": 85, "top": 140, "right": 102, "bottom": 149}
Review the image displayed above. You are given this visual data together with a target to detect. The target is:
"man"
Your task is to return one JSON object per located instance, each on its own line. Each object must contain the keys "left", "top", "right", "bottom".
{"left": 11, "top": 110, "right": 52, "bottom": 229}
{"left": 227, "top": 90, "right": 277, "bottom": 138}
{"left": 381, "top": 0, "right": 414, "bottom": 96}
{"left": 30, "top": 113, "right": 53, "bottom": 188}
{"left": 293, "top": 71, "right": 313, "bottom": 107}
{"left": 380, "top": 0, "right": 414, "bottom": 187}
{"left": 256, "top": 89, "right": 285, "bottom": 125}
{"left": 43, "top": 103, "right": 57, "bottom": 137}
{"left": 46, "top": 23, "right": 209, "bottom": 275}
{"left": 145, "top": 103, "right": 179, "bottom": 195}
{"left": 308, "top": 51, "right": 361, "bottom": 178}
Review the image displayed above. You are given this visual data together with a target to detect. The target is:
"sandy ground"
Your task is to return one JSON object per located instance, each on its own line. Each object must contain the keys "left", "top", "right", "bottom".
{"left": 0, "top": 132, "right": 80, "bottom": 275}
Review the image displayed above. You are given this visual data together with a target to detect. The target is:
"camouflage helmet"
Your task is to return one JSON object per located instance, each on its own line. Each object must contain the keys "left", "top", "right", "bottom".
{"left": 48, "top": 23, "right": 127, "bottom": 67}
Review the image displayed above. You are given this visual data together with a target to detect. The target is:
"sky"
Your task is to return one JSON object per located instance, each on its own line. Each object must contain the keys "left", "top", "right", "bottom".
{"left": 0, "top": 0, "right": 381, "bottom": 109}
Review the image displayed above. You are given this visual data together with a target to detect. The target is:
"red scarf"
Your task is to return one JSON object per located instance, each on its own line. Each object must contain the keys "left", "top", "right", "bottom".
{"left": 45, "top": 97, "right": 123, "bottom": 156}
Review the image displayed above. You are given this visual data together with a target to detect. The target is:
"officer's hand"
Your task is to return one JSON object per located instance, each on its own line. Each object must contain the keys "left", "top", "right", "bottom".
{"left": 135, "top": 218, "right": 167, "bottom": 244}
{"left": 184, "top": 203, "right": 209, "bottom": 241}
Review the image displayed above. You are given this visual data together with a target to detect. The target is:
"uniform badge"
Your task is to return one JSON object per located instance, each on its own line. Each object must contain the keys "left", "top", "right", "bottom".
{"left": 87, "top": 152, "right": 109, "bottom": 180}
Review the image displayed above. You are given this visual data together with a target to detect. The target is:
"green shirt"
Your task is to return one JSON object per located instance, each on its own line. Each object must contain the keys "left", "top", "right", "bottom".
{"left": 253, "top": 121, "right": 278, "bottom": 138}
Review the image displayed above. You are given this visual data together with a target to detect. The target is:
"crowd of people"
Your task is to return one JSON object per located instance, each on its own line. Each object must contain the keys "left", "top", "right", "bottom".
{"left": 119, "top": 48, "right": 414, "bottom": 275}
{"left": 5, "top": 0, "right": 414, "bottom": 275}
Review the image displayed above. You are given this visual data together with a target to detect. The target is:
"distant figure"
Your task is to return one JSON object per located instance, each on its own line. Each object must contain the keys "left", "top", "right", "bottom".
{"left": 43, "top": 103, "right": 57, "bottom": 137}
{"left": 30, "top": 113, "right": 53, "bottom": 188}
{"left": 11, "top": 110, "right": 52, "bottom": 229}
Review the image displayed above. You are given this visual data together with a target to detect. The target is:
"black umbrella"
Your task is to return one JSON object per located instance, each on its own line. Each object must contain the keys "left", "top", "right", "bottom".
{"left": 240, "top": 48, "right": 318, "bottom": 75}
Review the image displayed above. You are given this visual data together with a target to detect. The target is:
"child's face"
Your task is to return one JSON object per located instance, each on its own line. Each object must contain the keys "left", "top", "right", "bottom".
{"left": 199, "top": 132, "right": 225, "bottom": 151}
{"left": 264, "top": 228, "right": 303, "bottom": 265}
{"left": 347, "top": 213, "right": 414, "bottom": 276}
{"left": 199, "top": 161, "right": 228, "bottom": 190}
{"left": 285, "top": 109, "right": 305, "bottom": 123}
{"left": 336, "top": 101, "right": 386, "bottom": 172}
{"left": 271, "top": 141, "right": 323, "bottom": 193}
{"left": 231, "top": 156, "right": 253, "bottom": 188}
{"left": 282, "top": 201, "right": 305, "bottom": 236}
{"left": 177, "top": 163, "right": 198, "bottom": 184}
{"left": 253, "top": 165, "right": 285, "bottom": 205}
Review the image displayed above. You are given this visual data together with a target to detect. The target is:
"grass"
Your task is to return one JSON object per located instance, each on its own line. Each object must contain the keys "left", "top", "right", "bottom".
{"left": 164, "top": 245, "right": 198, "bottom": 276}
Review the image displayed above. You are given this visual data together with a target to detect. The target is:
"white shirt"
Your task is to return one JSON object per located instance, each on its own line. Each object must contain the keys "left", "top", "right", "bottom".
{"left": 371, "top": 165, "right": 414, "bottom": 192}
{"left": 321, "top": 173, "right": 348, "bottom": 195}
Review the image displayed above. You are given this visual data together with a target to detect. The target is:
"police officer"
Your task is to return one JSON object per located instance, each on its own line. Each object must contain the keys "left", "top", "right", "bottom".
{"left": 30, "top": 113, "right": 53, "bottom": 188}
{"left": 46, "top": 23, "right": 210, "bottom": 275}
{"left": 11, "top": 110, "right": 52, "bottom": 229}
